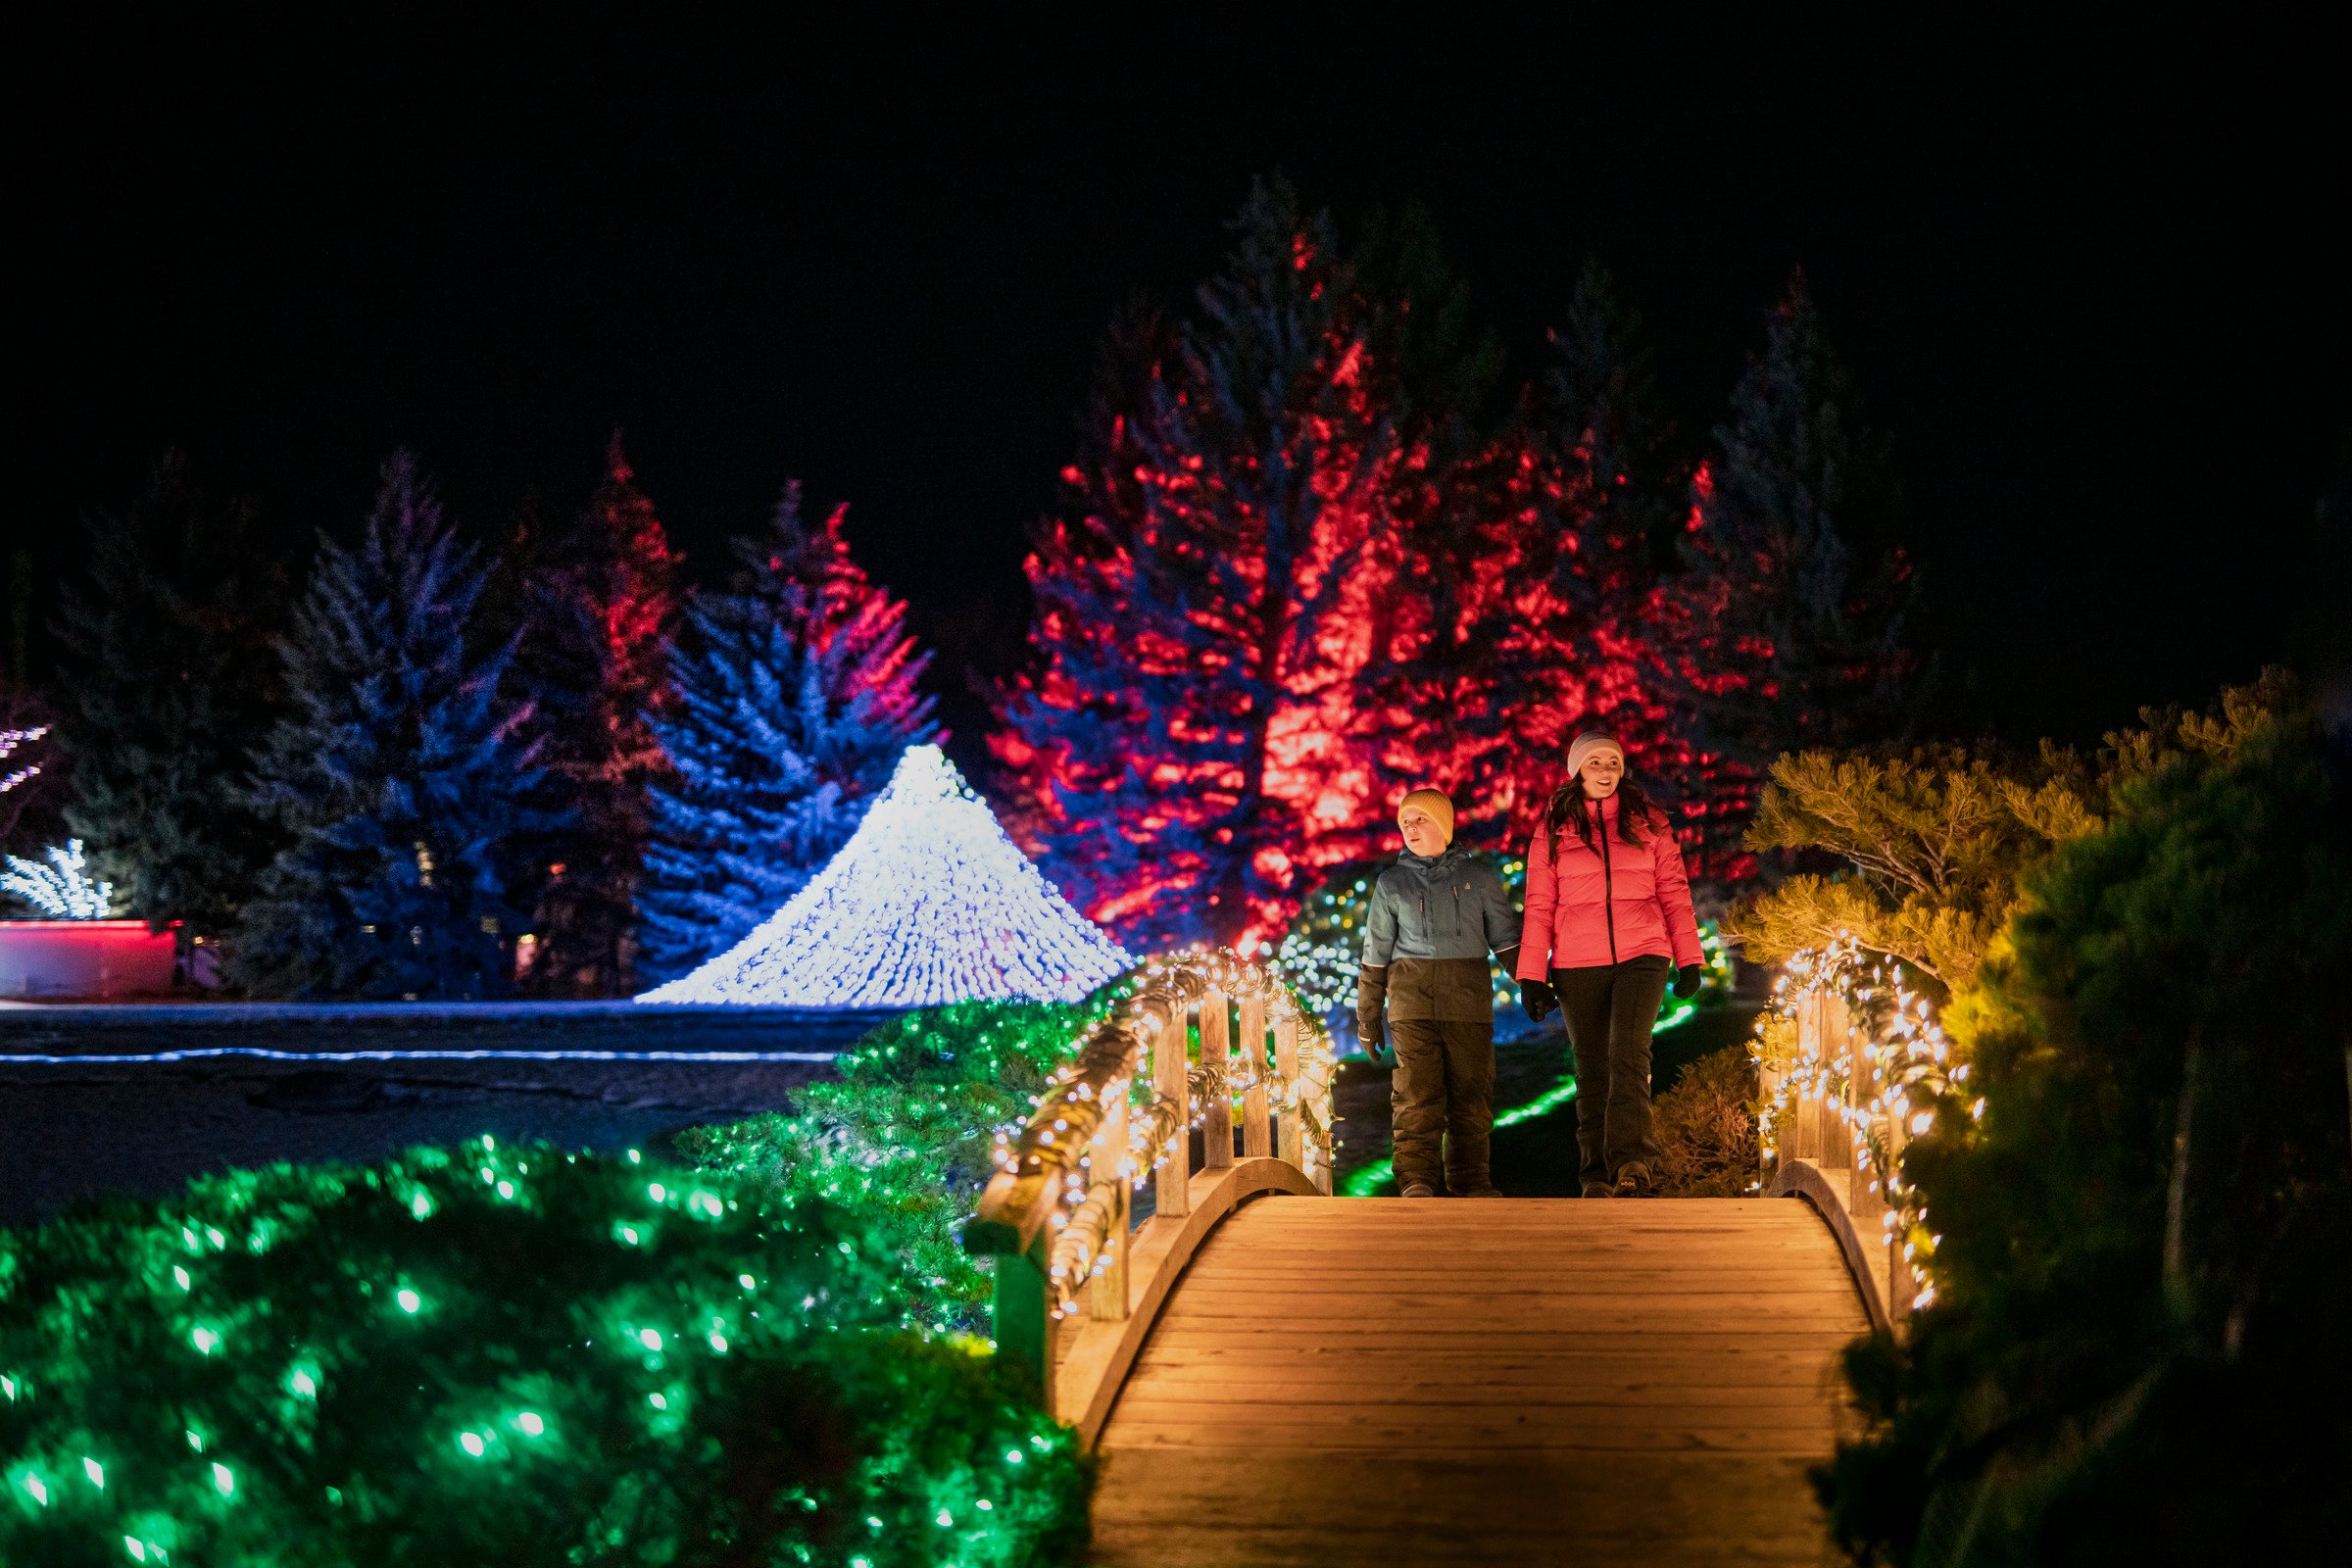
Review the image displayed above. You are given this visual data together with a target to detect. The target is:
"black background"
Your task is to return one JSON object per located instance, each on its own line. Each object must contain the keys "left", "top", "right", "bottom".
{"left": 19, "top": 13, "right": 2349, "bottom": 763}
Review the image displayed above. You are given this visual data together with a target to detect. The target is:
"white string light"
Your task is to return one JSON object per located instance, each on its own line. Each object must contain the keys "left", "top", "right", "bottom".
{"left": 1753, "top": 931, "right": 1971, "bottom": 1310}
{"left": 638, "top": 746, "right": 1131, "bottom": 1007}
{"left": 1, "top": 839, "right": 114, "bottom": 919}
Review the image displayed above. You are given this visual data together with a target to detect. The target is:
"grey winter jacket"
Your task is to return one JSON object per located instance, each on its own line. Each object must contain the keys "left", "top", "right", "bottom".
{"left": 1357, "top": 846, "right": 1521, "bottom": 1027}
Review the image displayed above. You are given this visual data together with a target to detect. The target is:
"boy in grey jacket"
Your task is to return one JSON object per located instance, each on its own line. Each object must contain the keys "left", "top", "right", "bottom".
{"left": 1356, "top": 788, "right": 1523, "bottom": 1198}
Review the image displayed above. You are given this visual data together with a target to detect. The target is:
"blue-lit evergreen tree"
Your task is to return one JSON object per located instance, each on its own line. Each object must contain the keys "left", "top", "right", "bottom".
{"left": 232, "top": 453, "right": 550, "bottom": 1000}
{"left": 636, "top": 484, "right": 937, "bottom": 982}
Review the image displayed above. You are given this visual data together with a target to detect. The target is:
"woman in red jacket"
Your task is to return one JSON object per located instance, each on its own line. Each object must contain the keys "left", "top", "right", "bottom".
{"left": 1516, "top": 732, "right": 1704, "bottom": 1197}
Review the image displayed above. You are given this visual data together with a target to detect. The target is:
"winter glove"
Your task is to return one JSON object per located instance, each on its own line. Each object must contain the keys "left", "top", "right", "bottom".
{"left": 1672, "top": 963, "right": 1704, "bottom": 1001}
{"left": 1356, "top": 967, "right": 1396, "bottom": 1068}
{"left": 1520, "top": 977, "right": 1557, "bottom": 1024}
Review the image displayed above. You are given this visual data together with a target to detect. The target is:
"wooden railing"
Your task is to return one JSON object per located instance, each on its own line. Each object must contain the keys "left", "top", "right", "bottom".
{"left": 1755, "top": 936, "right": 1964, "bottom": 1330}
{"left": 961, "top": 952, "right": 1333, "bottom": 1442}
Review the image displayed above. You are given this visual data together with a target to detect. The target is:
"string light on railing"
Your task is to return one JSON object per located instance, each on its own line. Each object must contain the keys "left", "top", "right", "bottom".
{"left": 1753, "top": 931, "right": 1959, "bottom": 1312}
{"left": 980, "top": 950, "right": 1335, "bottom": 1316}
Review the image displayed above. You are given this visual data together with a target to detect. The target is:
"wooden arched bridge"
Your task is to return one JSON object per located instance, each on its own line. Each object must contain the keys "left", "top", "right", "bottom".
{"left": 967, "top": 954, "right": 1920, "bottom": 1565}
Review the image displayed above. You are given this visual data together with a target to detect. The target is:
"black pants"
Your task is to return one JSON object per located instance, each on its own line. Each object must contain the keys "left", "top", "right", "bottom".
{"left": 1554, "top": 956, "right": 1671, "bottom": 1190}
{"left": 1390, "top": 1017, "right": 1495, "bottom": 1194}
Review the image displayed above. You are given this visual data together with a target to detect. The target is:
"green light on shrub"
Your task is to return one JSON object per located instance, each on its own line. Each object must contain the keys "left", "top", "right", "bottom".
{"left": 185, "top": 1431, "right": 203, "bottom": 1451}
{"left": 737, "top": 1273, "right": 756, "bottom": 1290}
{"left": 1, "top": 1375, "right": 15, "bottom": 1399}
{"left": 289, "top": 1368, "right": 318, "bottom": 1398}
{"left": 205, "top": 1227, "right": 225, "bottom": 1250}
{"left": 707, "top": 1331, "right": 728, "bottom": 1353}
{"left": 396, "top": 1289, "right": 421, "bottom": 1313}
{"left": 636, "top": 1328, "right": 662, "bottom": 1351}
{"left": 20, "top": 1470, "right": 49, "bottom": 1505}
{"left": 84, "top": 1457, "right": 105, "bottom": 1488}
{"left": 211, "top": 1462, "right": 234, "bottom": 1496}
{"left": 411, "top": 1192, "right": 434, "bottom": 1220}
{"left": 191, "top": 1326, "right": 220, "bottom": 1354}
{"left": 123, "top": 1534, "right": 146, "bottom": 1560}
{"left": 458, "top": 1432, "right": 485, "bottom": 1458}
{"left": 172, "top": 1266, "right": 191, "bottom": 1291}
{"left": 515, "top": 1412, "right": 545, "bottom": 1437}
{"left": 648, "top": 1393, "right": 667, "bottom": 1410}
{"left": 615, "top": 1223, "right": 642, "bottom": 1246}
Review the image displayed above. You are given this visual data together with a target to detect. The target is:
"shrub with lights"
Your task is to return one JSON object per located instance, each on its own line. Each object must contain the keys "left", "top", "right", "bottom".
{"left": 681, "top": 995, "right": 1115, "bottom": 1338}
{"left": 0, "top": 1139, "right": 1091, "bottom": 1566}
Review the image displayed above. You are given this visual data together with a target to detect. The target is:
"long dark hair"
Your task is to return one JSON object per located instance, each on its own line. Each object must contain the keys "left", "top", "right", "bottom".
{"left": 1544, "top": 775, "right": 1661, "bottom": 859}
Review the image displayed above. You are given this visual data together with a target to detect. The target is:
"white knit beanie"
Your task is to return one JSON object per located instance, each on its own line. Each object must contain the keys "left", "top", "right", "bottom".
{"left": 1564, "top": 732, "right": 1626, "bottom": 779}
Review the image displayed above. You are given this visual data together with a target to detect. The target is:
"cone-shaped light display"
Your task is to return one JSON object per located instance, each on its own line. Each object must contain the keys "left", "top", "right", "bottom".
{"left": 636, "top": 745, "right": 1131, "bottom": 1006}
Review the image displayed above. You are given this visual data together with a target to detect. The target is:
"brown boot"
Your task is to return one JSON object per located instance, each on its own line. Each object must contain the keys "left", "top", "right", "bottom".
{"left": 1580, "top": 1182, "right": 1614, "bottom": 1199}
{"left": 1613, "top": 1162, "right": 1653, "bottom": 1198}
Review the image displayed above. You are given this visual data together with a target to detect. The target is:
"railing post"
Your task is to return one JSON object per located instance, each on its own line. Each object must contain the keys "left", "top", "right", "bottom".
{"left": 1200, "top": 987, "right": 1234, "bottom": 1169}
{"left": 1239, "top": 994, "right": 1272, "bottom": 1158}
{"left": 1090, "top": 1075, "right": 1132, "bottom": 1320}
{"left": 1275, "top": 1012, "right": 1302, "bottom": 1168}
{"left": 992, "top": 1230, "right": 1054, "bottom": 1409}
{"left": 1793, "top": 994, "right": 1824, "bottom": 1164}
{"left": 1153, "top": 1000, "right": 1192, "bottom": 1218}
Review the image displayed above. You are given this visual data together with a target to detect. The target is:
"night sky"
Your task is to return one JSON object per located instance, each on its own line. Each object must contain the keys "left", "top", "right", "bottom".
{"left": 22, "top": 15, "right": 2349, "bottom": 764}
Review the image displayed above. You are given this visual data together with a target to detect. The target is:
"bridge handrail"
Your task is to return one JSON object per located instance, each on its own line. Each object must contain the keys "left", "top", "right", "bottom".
{"left": 1756, "top": 935, "right": 1966, "bottom": 1329}
{"left": 962, "top": 951, "right": 1334, "bottom": 1435}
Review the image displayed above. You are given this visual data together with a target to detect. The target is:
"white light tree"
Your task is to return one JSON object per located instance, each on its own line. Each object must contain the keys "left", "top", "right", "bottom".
{"left": 2, "top": 839, "right": 115, "bottom": 919}
{"left": 637, "top": 745, "right": 1132, "bottom": 1007}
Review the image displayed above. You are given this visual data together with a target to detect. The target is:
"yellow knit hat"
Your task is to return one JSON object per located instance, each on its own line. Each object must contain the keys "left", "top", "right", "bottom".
{"left": 1397, "top": 787, "right": 1455, "bottom": 845}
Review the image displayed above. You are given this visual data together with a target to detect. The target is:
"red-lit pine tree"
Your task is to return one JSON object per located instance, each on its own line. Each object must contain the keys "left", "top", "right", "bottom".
{"left": 520, "top": 432, "right": 684, "bottom": 994}
{"left": 994, "top": 179, "right": 1440, "bottom": 953}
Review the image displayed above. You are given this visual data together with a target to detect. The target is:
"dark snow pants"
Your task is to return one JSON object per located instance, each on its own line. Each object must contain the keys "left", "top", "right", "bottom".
{"left": 1554, "top": 956, "right": 1672, "bottom": 1190}
{"left": 1390, "top": 1018, "right": 1496, "bottom": 1194}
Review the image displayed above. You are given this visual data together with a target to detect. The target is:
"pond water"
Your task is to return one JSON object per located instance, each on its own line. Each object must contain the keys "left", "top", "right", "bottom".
{"left": 0, "top": 1003, "right": 876, "bottom": 1226}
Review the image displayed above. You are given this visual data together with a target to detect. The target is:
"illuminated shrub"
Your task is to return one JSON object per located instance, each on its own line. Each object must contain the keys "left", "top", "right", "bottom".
{"left": 682, "top": 996, "right": 1109, "bottom": 1339}
{"left": 0, "top": 1140, "right": 1090, "bottom": 1566}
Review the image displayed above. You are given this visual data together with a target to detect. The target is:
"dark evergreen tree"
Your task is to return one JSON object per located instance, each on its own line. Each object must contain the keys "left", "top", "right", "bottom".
{"left": 518, "top": 433, "right": 682, "bottom": 995}
{"left": 1670, "top": 271, "right": 1916, "bottom": 855}
{"left": 232, "top": 453, "right": 547, "bottom": 1000}
{"left": 1543, "top": 261, "right": 1681, "bottom": 597}
{"left": 54, "top": 452, "right": 284, "bottom": 939}
{"left": 637, "top": 484, "right": 937, "bottom": 982}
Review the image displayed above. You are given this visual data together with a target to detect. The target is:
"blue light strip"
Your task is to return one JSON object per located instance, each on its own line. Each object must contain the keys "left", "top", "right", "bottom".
{"left": 0, "top": 1048, "right": 839, "bottom": 1066}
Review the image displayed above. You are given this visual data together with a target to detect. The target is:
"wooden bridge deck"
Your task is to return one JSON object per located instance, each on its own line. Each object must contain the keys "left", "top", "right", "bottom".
{"left": 1087, "top": 1197, "right": 1866, "bottom": 1567}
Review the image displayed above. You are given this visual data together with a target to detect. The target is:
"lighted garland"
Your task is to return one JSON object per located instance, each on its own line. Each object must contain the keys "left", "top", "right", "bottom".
{"left": 1752, "top": 932, "right": 1984, "bottom": 1310}
{"left": 983, "top": 952, "right": 1336, "bottom": 1319}
{"left": 0, "top": 1139, "right": 1091, "bottom": 1566}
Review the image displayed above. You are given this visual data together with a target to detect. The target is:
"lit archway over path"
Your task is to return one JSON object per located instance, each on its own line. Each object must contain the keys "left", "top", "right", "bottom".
{"left": 965, "top": 956, "right": 1872, "bottom": 1565}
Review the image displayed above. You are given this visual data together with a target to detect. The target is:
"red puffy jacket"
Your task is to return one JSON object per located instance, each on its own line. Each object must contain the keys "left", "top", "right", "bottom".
{"left": 1515, "top": 795, "right": 1704, "bottom": 978}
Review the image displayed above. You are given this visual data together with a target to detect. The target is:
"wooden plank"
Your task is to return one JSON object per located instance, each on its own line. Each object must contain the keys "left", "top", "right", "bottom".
{"left": 1090, "top": 1450, "right": 1837, "bottom": 1568}
{"left": 1152, "top": 1004, "right": 1190, "bottom": 1219}
{"left": 1088, "top": 1074, "right": 1130, "bottom": 1320}
{"left": 1275, "top": 1011, "right": 1302, "bottom": 1167}
{"left": 1239, "top": 994, "right": 1272, "bottom": 1158}
{"left": 1198, "top": 988, "right": 1234, "bottom": 1169}
{"left": 1085, "top": 1189, "right": 1866, "bottom": 1565}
